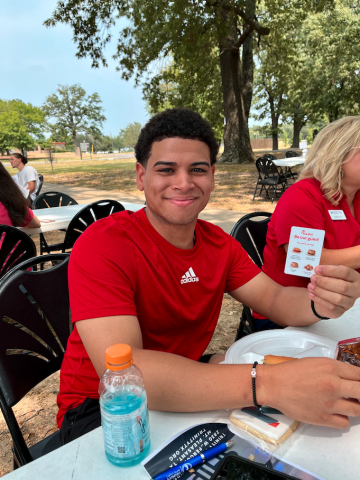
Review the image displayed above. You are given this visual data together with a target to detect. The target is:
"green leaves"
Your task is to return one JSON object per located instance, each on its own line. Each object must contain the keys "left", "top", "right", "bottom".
{"left": 43, "top": 84, "right": 106, "bottom": 151}
{"left": 119, "top": 122, "right": 142, "bottom": 148}
{"left": 0, "top": 100, "right": 46, "bottom": 153}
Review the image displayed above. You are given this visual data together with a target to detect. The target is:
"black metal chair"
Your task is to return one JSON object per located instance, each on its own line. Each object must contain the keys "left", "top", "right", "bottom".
{"left": 33, "top": 191, "right": 79, "bottom": 257}
{"left": 283, "top": 151, "right": 300, "bottom": 182}
{"left": 253, "top": 157, "right": 288, "bottom": 204}
{"left": 0, "top": 254, "right": 70, "bottom": 468}
{"left": 263, "top": 153, "right": 277, "bottom": 160}
{"left": 33, "top": 191, "right": 78, "bottom": 210}
{"left": 0, "top": 226, "right": 37, "bottom": 280}
{"left": 230, "top": 212, "right": 272, "bottom": 340}
{"left": 285, "top": 150, "right": 299, "bottom": 158}
{"left": 41, "top": 199, "right": 125, "bottom": 254}
{"left": 35, "top": 174, "right": 44, "bottom": 197}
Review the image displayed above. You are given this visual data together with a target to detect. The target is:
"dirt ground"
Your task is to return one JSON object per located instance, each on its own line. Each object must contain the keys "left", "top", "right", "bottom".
{"left": 0, "top": 156, "right": 299, "bottom": 475}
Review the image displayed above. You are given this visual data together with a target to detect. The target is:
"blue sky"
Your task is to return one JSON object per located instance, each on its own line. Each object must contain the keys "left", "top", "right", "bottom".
{"left": 1, "top": 1, "right": 149, "bottom": 135}
{"left": 1, "top": 1, "right": 261, "bottom": 136}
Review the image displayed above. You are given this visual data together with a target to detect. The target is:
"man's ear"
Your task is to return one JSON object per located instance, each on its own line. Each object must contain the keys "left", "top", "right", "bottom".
{"left": 211, "top": 164, "right": 216, "bottom": 192}
{"left": 136, "top": 162, "right": 146, "bottom": 191}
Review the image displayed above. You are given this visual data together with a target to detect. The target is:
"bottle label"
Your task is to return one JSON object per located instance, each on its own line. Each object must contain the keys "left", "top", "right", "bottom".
{"left": 101, "top": 400, "right": 150, "bottom": 459}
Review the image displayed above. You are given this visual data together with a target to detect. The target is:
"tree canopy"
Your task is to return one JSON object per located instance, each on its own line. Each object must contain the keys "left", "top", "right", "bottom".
{"left": 120, "top": 122, "right": 142, "bottom": 149}
{"left": 43, "top": 84, "right": 106, "bottom": 154}
{"left": 45, "top": 0, "right": 336, "bottom": 162}
{"left": 0, "top": 99, "right": 45, "bottom": 154}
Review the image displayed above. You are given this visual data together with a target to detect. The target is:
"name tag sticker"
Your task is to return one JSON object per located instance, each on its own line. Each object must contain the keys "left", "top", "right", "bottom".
{"left": 284, "top": 226, "right": 325, "bottom": 278}
{"left": 328, "top": 210, "right": 346, "bottom": 220}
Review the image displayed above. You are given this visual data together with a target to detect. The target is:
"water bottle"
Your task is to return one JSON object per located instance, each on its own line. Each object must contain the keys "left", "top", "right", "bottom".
{"left": 99, "top": 344, "right": 150, "bottom": 466}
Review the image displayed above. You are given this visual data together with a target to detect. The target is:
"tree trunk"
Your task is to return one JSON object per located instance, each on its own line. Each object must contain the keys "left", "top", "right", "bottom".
{"left": 73, "top": 130, "right": 79, "bottom": 155}
{"left": 217, "top": 11, "right": 254, "bottom": 164}
{"left": 291, "top": 119, "right": 302, "bottom": 148}
{"left": 272, "top": 127, "right": 278, "bottom": 151}
{"left": 268, "top": 95, "right": 279, "bottom": 151}
{"left": 241, "top": 0, "right": 255, "bottom": 120}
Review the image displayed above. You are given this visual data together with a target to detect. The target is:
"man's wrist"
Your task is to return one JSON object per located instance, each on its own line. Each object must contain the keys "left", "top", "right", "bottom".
{"left": 252, "top": 364, "right": 274, "bottom": 408}
{"left": 311, "top": 300, "right": 330, "bottom": 320}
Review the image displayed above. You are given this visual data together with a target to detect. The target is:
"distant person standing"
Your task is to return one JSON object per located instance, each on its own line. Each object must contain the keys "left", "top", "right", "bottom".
{"left": 0, "top": 163, "right": 40, "bottom": 228}
{"left": 10, "top": 153, "right": 40, "bottom": 202}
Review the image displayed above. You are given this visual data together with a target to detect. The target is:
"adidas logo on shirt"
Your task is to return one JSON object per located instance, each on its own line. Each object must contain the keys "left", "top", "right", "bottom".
{"left": 180, "top": 267, "right": 199, "bottom": 284}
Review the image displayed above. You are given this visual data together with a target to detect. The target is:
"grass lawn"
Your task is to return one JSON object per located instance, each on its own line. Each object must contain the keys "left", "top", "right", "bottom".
{"left": 4, "top": 157, "right": 301, "bottom": 213}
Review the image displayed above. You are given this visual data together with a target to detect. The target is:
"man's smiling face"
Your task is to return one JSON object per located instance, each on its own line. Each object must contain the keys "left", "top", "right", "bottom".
{"left": 136, "top": 137, "right": 215, "bottom": 227}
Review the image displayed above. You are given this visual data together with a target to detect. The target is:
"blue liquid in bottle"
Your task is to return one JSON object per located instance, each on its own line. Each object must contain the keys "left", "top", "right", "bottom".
{"left": 99, "top": 345, "right": 150, "bottom": 467}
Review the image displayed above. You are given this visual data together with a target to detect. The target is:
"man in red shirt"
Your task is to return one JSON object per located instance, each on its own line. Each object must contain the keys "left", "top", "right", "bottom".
{"left": 58, "top": 109, "right": 360, "bottom": 444}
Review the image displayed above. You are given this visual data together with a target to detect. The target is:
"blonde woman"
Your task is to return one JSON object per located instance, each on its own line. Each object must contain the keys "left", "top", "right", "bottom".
{"left": 254, "top": 116, "right": 360, "bottom": 330}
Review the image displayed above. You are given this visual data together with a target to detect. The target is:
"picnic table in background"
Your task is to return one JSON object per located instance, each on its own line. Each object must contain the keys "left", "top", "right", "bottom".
{"left": 19, "top": 202, "right": 144, "bottom": 236}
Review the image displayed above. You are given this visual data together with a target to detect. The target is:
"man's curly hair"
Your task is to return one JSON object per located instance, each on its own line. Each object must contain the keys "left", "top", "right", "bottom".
{"left": 135, "top": 108, "right": 219, "bottom": 166}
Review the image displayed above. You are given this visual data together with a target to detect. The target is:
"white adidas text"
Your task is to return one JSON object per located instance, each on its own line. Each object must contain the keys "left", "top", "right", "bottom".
{"left": 181, "top": 267, "right": 199, "bottom": 284}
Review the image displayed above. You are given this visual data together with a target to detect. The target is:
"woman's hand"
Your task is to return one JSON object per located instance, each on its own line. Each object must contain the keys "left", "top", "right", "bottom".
{"left": 308, "top": 265, "right": 360, "bottom": 318}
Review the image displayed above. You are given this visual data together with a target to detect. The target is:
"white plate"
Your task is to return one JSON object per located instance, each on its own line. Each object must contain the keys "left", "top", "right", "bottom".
{"left": 224, "top": 330, "right": 337, "bottom": 365}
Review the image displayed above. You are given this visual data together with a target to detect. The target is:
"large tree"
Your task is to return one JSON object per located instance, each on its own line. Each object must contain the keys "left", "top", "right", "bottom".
{"left": 0, "top": 99, "right": 46, "bottom": 154}
{"left": 45, "top": 1, "right": 333, "bottom": 163}
{"left": 43, "top": 84, "right": 106, "bottom": 155}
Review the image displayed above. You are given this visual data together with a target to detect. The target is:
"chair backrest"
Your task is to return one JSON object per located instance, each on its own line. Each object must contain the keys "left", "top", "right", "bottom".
{"left": 0, "top": 226, "right": 36, "bottom": 280}
{"left": 0, "top": 254, "right": 70, "bottom": 466}
{"left": 0, "top": 254, "right": 70, "bottom": 407}
{"left": 256, "top": 157, "right": 278, "bottom": 177}
{"left": 33, "top": 191, "right": 78, "bottom": 209}
{"left": 63, "top": 199, "right": 125, "bottom": 251}
{"left": 35, "top": 174, "right": 44, "bottom": 197}
{"left": 230, "top": 212, "right": 272, "bottom": 268}
{"left": 263, "top": 153, "right": 276, "bottom": 160}
{"left": 285, "top": 150, "right": 299, "bottom": 158}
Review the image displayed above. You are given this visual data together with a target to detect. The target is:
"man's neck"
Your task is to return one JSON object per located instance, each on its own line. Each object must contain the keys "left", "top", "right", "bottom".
{"left": 17, "top": 162, "right": 25, "bottom": 172}
{"left": 145, "top": 208, "right": 197, "bottom": 250}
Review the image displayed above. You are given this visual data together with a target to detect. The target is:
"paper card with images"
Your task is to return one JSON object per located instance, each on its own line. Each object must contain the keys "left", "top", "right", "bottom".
{"left": 284, "top": 226, "right": 325, "bottom": 278}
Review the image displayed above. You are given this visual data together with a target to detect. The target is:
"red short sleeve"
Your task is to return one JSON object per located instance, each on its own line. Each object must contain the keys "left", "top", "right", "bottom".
{"left": 273, "top": 181, "right": 326, "bottom": 247}
{"left": 225, "top": 237, "right": 261, "bottom": 292}
{"left": 21, "top": 208, "right": 34, "bottom": 227}
{"left": 68, "top": 224, "right": 137, "bottom": 323}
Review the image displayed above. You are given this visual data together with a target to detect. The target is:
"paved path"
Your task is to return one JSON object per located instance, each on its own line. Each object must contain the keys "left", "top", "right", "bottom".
{"left": 41, "top": 183, "right": 247, "bottom": 234}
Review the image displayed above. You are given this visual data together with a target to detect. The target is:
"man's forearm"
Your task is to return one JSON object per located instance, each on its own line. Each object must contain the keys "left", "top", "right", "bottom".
{"left": 265, "top": 286, "right": 319, "bottom": 327}
{"left": 132, "top": 348, "right": 263, "bottom": 412}
{"left": 27, "top": 181, "right": 35, "bottom": 194}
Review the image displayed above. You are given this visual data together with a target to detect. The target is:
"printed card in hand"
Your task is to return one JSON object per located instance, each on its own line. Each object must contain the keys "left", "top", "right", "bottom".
{"left": 284, "top": 226, "right": 325, "bottom": 278}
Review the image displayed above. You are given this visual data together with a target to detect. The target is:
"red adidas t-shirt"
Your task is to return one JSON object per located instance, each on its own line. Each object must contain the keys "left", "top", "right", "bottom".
{"left": 57, "top": 208, "right": 260, "bottom": 428}
{"left": 262, "top": 179, "right": 360, "bottom": 289}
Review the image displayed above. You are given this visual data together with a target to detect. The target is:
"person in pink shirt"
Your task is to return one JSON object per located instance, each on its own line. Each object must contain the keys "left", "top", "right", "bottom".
{"left": 0, "top": 163, "right": 40, "bottom": 228}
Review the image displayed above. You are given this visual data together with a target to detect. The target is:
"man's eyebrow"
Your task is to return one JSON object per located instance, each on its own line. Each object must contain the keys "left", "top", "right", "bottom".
{"left": 153, "top": 161, "right": 177, "bottom": 167}
{"left": 191, "top": 161, "right": 211, "bottom": 167}
{"left": 152, "top": 161, "right": 211, "bottom": 167}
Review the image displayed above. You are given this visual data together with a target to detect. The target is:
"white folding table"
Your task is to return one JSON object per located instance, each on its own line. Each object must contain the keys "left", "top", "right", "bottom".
{"left": 272, "top": 158, "right": 306, "bottom": 168}
{"left": 272, "top": 158, "right": 305, "bottom": 183}
{"left": 19, "top": 202, "right": 145, "bottom": 235}
{"left": 5, "top": 300, "right": 360, "bottom": 480}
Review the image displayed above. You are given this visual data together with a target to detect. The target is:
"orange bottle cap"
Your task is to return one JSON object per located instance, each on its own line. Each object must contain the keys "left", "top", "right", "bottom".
{"left": 105, "top": 344, "right": 133, "bottom": 371}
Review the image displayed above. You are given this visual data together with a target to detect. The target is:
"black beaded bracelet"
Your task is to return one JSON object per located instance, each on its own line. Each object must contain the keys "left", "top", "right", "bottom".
{"left": 311, "top": 300, "right": 330, "bottom": 320}
{"left": 251, "top": 361, "right": 262, "bottom": 410}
